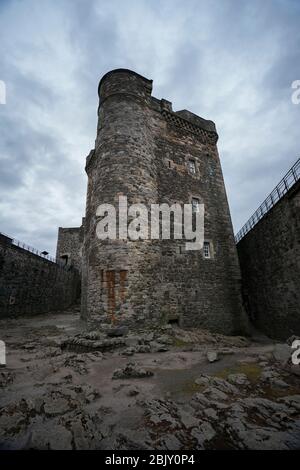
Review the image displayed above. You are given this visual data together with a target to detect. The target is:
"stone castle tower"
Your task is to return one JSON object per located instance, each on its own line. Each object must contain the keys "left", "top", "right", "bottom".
{"left": 80, "top": 68, "right": 247, "bottom": 334}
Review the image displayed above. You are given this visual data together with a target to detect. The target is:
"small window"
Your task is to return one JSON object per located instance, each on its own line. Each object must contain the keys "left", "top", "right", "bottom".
{"left": 178, "top": 245, "right": 184, "bottom": 254}
{"left": 60, "top": 254, "right": 69, "bottom": 265}
{"left": 191, "top": 197, "right": 200, "bottom": 213}
{"left": 188, "top": 159, "right": 196, "bottom": 174}
{"left": 208, "top": 168, "right": 213, "bottom": 176}
{"left": 203, "top": 241, "right": 211, "bottom": 259}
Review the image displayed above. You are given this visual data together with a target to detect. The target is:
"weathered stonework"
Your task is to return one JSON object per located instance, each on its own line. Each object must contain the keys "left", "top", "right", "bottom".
{"left": 237, "top": 180, "right": 300, "bottom": 340}
{"left": 56, "top": 219, "right": 85, "bottom": 272}
{"left": 81, "top": 69, "right": 247, "bottom": 334}
{"left": 0, "top": 234, "right": 80, "bottom": 318}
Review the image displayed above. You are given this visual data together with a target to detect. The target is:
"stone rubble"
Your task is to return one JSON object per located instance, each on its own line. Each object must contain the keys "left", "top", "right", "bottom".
{"left": 112, "top": 363, "right": 154, "bottom": 380}
{"left": 0, "top": 310, "right": 300, "bottom": 450}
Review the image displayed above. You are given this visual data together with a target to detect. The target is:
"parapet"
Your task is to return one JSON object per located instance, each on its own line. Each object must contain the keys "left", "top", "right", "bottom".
{"left": 98, "top": 69, "right": 153, "bottom": 103}
{"left": 97, "top": 68, "right": 218, "bottom": 143}
{"left": 175, "top": 109, "right": 216, "bottom": 134}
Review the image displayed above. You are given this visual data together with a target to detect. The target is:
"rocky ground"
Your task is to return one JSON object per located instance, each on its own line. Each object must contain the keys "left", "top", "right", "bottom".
{"left": 0, "top": 307, "right": 300, "bottom": 450}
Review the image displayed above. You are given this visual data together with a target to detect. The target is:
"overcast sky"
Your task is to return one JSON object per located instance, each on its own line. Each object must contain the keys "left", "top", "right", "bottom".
{"left": 0, "top": 0, "right": 299, "bottom": 254}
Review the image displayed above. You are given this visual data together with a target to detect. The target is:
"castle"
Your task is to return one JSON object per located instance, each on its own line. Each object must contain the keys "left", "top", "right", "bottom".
{"left": 1, "top": 69, "right": 298, "bottom": 340}
{"left": 56, "top": 69, "right": 248, "bottom": 334}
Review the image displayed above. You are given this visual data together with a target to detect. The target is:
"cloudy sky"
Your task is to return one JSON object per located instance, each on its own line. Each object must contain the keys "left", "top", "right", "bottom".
{"left": 0, "top": 0, "right": 299, "bottom": 254}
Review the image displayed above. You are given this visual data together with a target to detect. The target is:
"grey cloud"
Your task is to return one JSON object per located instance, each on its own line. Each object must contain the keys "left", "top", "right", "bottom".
{"left": 0, "top": 0, "right": 299, "bottom": 254}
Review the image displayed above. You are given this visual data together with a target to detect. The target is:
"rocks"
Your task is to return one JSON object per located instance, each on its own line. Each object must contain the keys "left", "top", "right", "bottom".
{"left": 0, "top": 371, "right": 15, "bottom": 388}
{"left": 260, "top": 367, "right": 281, "bottom": 383}
{"left": 122, "top": 344, "right": 151, "bottom": 356}
{"left": 227, "top": 373, "right": 250, "bottom": 386}
{"left": 85, "top": 351, "right": 104, "bottom": 361}
{"left": 2, "top": 311, "right": 300, "bottom": 451}
{"left": 279, "top": 395, "right": 300, "bottom": 412}
{"left": 125, "top": 335, "right": 140, "bottom": 347}
{"left": 136, "top": 344, "right": 151, "bottom": 353}
{"left": 107, "top": 326, "right": 129, "bottom": 337}
{"left": 207, "top": 351, "right": 219, "bottom": 363}
{"left": 286, "top": 335, "right": 300, "bottom": 346}
{"left": 194, "top": 374, "right": 239, "bottom": 395}
{"left": 178, "top": 409, "right": 199, "bottom": 429}
{"left": 194, "top": 376, "right": 210, "bottom": 386}
{"left": 112, "top": 363, "right": 154, "bottom": 379}
{"left": 143, "top": 399, "right": 183, "bottom": 433}
{"left": 219, "top": 347, "right": 235, "bottom": 356}
{"left": 66, "top": 411, "right": 103, "bottom": 450}
{"left": 237, "top": 356, "right": 258, "bottom": 364}
{"left": 290, "top": 365, "right": 300, "bottom": 377}
{"left": 191, "top": 420, "right": 216, "bottom": 446}
{"left": 70, "top": 420, "right": 89, "bottom": 450}
{"left": 273, "top": 344, "right": 291, "bottom": 365}
{"left": 61, "top": 336, "right": 126, "bottom": 353}
{"left": 122, "top": 347, "right": 135, "bottom": 356}
{"left": 162, "top": 434, "right": 181, "bottom": 450}
{"left": 270, "top": 378, "right": 289, "bottom": 389}
{"left": 203, "top": 386, "right": 228, "bottom": 402}
{"left": 203, "top": 407, "right": 218, "bottom": 420}
{"left": 43, "top": 396, "right": 71, "bottom": 416}
{"left": 84, "top": 331, "right": 102, "bottom": 341}
{"left": 149, "top": 341, "right": 169, "bottom": 352}
{"left": 160, "top": 325, "right": 173, "bottom": 332}
{"left": 210, "top": 377, "right": 239, "bottom": 394}
{"left": 29, "top": 422, "right": 73, "bottom": 450}
{"left": 127, "top": 386, "right": 140, "bottom": 397}
{"left": 137, "top": 332, "right": 154, "bottom": 344}
{"left": 156, "top": 335, "right": 173, "bottom": 345}
{"left": 0, "top": 383, "right": 103, "bottom": 450}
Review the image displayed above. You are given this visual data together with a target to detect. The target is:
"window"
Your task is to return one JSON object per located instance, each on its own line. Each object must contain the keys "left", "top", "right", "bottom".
{"left": 203, "top": 241, "right": 211, "bottom": 259}
{"left": 60, "top": 254, "right": 69, "bottom": 266}
{"left": 177, "top": 245, "right": 184, "bottom": 255}
{"left": 188, "top": 159, "right": 196, "bottom": 174}
{"left": 191, "top": 197, "right": 200, "bottom": 213}
{"left": 208, "top": 166, "right": 214, "bottom": 177}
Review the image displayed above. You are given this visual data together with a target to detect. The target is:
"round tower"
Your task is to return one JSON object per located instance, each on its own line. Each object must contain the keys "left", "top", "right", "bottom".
{"left": 82, "top": 69, "right": 160, "bottom": 326}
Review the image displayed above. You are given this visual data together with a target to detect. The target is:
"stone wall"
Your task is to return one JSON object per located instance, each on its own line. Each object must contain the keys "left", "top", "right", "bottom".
{"left": 56, "top": 220, "right": 84, "bottom": 272}
{"left": 237, "top": 181, "right": 300, "bottom": 340}
{"left": 81, "top": 68, "right": 248, "bottom": 335}
{"left": 0, "top": 235, "right": 80, "bottom": 318}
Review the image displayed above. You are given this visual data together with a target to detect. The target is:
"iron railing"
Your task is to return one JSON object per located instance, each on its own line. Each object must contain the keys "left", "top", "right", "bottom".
{"left": 235, "top": 158, "right": 300, "bottom": 243}
{"left": 0, "top": 231, "right": 67, "bottom": 268}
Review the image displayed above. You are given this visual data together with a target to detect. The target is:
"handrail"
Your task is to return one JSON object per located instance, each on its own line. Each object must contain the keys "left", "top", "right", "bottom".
{"left": 235, "top": 158, "right": 300, "bottom": 243}
{"left": 0, "top": 231, "right": 67, "bottom": 268}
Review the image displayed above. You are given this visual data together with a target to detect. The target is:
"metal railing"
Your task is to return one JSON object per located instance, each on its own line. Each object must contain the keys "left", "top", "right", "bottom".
{"left": 0, "top": 231, "right": 67, "bottom": 268}
{"left": 235, "top": 158, "right": 300, "bottom": 244}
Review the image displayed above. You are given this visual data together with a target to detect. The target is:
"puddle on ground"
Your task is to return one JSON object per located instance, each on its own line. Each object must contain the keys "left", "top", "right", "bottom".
{"left": 155, "top": 369, "right": 205, "bottom": 398}
{"left": 215, "top": 363, "right": 262, "bottom": 383}
{"left": 153, "top": 355, "right": 247, "bottom": 399}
